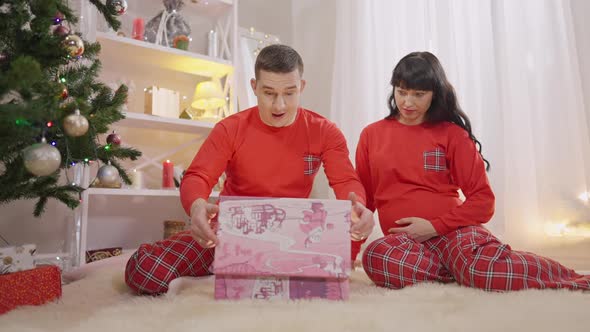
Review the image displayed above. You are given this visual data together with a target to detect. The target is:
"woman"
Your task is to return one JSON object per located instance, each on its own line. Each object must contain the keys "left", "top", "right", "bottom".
{"left": 356, "top": 51, "right": 590, "bottom": 291}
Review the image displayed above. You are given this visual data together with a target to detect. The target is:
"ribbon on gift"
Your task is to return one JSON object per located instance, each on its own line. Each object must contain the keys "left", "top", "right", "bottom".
{"left": 154, "top": 9, "right": 173, "bottom": 46}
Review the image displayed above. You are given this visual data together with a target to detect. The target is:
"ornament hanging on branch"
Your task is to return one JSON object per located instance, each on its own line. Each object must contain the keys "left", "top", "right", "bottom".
{"left": 23, "top": 138, "right": 62, "bottom": 177}
{"left": 107, "top": 0, "right": 128, "bottom": 16}
{"left": 63, "top": 109, "right": 89, "bottom": 137}
{"left": 53, "top": 11, "right": 65, "bottom": 25}
{"left": 53, "top": 25, "right": 70, "bottom": 38}
{"left": 106, "top": 131, "right": 122, "bottom": 147}
{"left": 59, "top": 84, "right": 69, "bottom": 100}
{"left": 97, "top": 162, "right": 121, "bottom": 187}
{"left": 62, "top": 34, "right": 84, "bottom": 57}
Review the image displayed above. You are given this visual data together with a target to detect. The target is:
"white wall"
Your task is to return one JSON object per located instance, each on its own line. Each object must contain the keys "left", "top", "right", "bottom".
{"left": 0, "top": 197, "right": 72, "bottom": 254}
{"left": 238, "top": 0, "right": 293, "bottom": 45}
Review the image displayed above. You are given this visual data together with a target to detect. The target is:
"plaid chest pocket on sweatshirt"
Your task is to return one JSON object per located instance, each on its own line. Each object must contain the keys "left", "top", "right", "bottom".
{"left": 303, "top": 154, "right": 322, "bottom": 175}
{"left": 423, "top": 147, "right": 448, "bottom": 172}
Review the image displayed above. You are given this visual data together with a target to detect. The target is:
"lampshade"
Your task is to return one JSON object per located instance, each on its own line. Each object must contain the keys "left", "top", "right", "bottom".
{"left": 191, "top": 80, "right": 225, "bottom": 110}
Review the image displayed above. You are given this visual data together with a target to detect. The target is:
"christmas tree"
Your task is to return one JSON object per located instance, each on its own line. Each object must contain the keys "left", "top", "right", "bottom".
{"left": 0, "top": 0, "right": 141, "bottom": 216}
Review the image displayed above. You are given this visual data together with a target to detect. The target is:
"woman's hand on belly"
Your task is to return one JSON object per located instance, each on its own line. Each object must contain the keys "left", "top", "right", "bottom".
{"left": 388, "top": 217, "right": 438, "bottom": 242}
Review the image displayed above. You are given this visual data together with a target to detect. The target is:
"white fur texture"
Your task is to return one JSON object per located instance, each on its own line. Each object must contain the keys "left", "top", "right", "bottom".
{"left": 1, "top": 266, "right": 589, "bottom": 332}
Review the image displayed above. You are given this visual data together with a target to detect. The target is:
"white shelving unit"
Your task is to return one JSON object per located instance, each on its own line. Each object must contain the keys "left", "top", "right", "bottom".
{"left": 118, "top": 112, "right": 214, "bottom": 134}
{"left": 86, "top": 188, "right": 220, "bottom": 197}
{"left": 96, "top": 32, "right": 233, "bottom": 78}
{"left": 70, "top": 0, "right": 239, "bottom": 267}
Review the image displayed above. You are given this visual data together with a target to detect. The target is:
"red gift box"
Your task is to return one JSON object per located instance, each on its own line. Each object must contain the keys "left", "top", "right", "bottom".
{"left": 0, "top": 265, "right": 62, "bottom": 314}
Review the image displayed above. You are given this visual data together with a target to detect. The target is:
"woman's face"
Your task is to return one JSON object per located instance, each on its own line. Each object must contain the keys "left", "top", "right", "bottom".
{"left": 394, "top": 86, "right": 433, "bottom": 125}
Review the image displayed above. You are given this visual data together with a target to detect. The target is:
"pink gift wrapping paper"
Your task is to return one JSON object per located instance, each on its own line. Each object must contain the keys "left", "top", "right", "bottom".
{"left": 213, "top": 197, "right": 351, "bottom": 300}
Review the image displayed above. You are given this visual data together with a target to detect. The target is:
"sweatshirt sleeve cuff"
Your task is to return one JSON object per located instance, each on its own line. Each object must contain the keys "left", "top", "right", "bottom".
{"left": 430, "top": 218, "right": 455, "bottom": 237}
{"left": 351, "top": 238, "right": 366, "bottom": 261}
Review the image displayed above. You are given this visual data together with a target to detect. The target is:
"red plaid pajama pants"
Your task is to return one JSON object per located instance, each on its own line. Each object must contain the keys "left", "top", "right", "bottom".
{"left": 362, "top": 226, "right": 590, "bottom": 291}
{"left": 126, "top": 230, "right": 360, "bottom": 295}
{"left": 125, "top": 230, "right": 214, "bottom": 295}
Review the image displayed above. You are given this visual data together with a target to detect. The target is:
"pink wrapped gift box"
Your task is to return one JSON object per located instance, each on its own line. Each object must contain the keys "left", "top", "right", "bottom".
{"left": 213, "top": 197, "right": 351, "bottom": 300}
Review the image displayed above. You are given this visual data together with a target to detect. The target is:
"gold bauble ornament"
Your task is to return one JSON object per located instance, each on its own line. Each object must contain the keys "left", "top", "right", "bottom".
{"left": 62, "top": 34, "right": 84, "bottom": 57}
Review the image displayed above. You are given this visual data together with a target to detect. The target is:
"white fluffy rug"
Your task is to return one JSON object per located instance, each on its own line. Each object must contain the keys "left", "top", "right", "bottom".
{"left": 1, "top": 265, "right": 590, "bottom": 332}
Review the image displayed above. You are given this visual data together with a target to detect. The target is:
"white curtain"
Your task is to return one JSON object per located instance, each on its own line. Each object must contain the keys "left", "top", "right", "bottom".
{"left": 332, "top": 0, "right": 590, "bottom": 246}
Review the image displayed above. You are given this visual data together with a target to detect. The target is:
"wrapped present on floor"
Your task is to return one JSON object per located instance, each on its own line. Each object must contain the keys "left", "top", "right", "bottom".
{"left": 1, "top": 244, "right": 36, "bottom": 275}
{"left": 213, "top": 197, "right": 351, "bottom": 301}
{"left": 0, "top": 265, "right": 62, "bottom": 314}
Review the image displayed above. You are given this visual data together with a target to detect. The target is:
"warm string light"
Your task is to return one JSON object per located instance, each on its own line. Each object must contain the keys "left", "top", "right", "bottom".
{"left": 248, "top": 27, "right": 280, "bottom": 56}
{"left": 544, "top": 191, "right": 590, "bottom": 237}
{"left": 544, "top": 221, "right": 590, "bottom": 238}
{"left": 544, "top": 221, "right": 569, "bottom": 237}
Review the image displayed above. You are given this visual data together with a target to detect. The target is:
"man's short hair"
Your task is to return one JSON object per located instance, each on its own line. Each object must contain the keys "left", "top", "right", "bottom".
{"left": 254, "top": 44, "right": 304, "bottom": 79}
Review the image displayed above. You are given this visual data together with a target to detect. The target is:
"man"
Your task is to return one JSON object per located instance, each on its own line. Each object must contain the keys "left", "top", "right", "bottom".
{"left": 125, "top": 44, "right": 374, "bottom": 295}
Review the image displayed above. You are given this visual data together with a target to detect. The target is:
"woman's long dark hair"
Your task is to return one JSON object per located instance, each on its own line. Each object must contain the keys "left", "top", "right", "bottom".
{"left": 386, "top": 52, "right": 490, "bottom": 171}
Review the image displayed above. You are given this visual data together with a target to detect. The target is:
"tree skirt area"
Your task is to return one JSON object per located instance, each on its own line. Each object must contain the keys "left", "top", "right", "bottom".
{"left": 1, "top": 266, "right": 589, "bottom": 332}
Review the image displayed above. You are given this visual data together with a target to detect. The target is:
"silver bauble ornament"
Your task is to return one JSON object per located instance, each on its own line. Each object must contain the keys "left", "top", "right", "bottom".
{"left": 107, "top": 0, "right": 128, "bottom": 16}
{"left": 23, "top": 138, "right": 62, "bottom": 176}
{"left": 97, "top": 163, "right": 120, "bottom": 187}
{"left": 62, "top": 34, "right": 84, "bottom": 57}
{"left": 63, "top": 109, "right": 89, "bottom": 137}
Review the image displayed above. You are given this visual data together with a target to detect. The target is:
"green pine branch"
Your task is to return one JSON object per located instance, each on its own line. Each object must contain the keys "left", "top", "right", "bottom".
{"left": 87, "top": 0, "right": 121, "bottom": 31}
{"left": 33, "top": 184, "right": 83, "bottom": 216}
{"left": 0, "top": 0, "right": 142, "bottom": 216}
{"left": 0, "top": 168, "right": 83, "bottom": 217}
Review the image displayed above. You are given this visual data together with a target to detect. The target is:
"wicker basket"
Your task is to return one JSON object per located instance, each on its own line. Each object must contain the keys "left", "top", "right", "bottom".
{"left": 163, "top": 220, "right": 186, "bottom": 239}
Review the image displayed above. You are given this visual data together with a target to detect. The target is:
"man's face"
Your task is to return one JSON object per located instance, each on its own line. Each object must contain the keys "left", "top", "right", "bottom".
{"left": 251, "top": 69, "right": 306, "bottom": 127}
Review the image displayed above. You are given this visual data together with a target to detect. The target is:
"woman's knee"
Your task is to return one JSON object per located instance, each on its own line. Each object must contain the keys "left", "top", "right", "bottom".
{"left": 361, "top": 234, "right": 415, "bottom": 289}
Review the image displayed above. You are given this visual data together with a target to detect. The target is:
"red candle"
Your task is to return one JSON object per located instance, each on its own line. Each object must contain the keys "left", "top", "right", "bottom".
{"left": 162, "top": 160, "right": 174, "bottom": 189}
{"left": 132, "top": 18, "right": 145, "bottom": 40}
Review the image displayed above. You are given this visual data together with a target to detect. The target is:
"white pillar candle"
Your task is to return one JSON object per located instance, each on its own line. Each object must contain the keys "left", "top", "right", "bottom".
{"left": 130, "top": 169, "right": 143, "bottom": 189}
